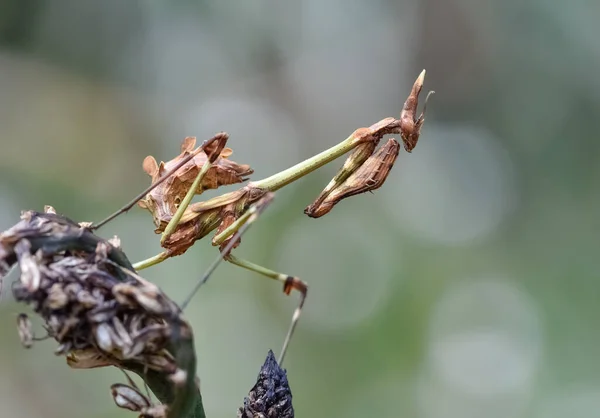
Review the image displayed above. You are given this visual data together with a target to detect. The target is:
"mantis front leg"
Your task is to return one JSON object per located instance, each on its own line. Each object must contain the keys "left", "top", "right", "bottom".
{"left": 177, "top": 193, "right": 307, "bottom": 365}
{"left": 223, "top": 254, "right": 307, "bottom": 365}
{"left": 211, "top": 198, "right": 307, "bottom": 365}
{"left": 134, "top": 189, "right": 307, "bottom": 364}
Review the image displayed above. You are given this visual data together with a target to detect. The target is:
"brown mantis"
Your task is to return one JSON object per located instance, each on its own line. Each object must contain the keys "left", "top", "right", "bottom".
{"left": 91, "top": 70, "right": 433, "bottom": 365}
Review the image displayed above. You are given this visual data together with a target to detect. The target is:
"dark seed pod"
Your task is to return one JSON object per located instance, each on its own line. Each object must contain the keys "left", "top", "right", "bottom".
{"left": 238, "top": 350, "right": 294, "bottom": 418}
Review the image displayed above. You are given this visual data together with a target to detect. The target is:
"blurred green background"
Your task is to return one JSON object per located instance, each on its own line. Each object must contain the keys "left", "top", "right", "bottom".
{"left": 1, "top": 1, "right": 599, "bottom": 417}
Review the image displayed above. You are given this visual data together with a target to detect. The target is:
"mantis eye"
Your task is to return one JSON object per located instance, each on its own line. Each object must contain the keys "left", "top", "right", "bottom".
{"left": 174, "top": 196, "right": 181, "bottom": 208}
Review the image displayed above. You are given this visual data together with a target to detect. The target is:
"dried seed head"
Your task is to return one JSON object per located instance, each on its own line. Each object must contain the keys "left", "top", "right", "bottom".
{"left": 306, "top": 138, "right": 401, "bottom": 218}
{"left": 400, "top": 69, "right": 434, "bottom": 152}
{"left": 3, "top": 210, "right": 200, "bottom": 418}
{"left": 238, "top": 350, "right": 294, "bottom": 418}
{"left": 44, "top": 205, "right": 56, "bottom": 214}
{"left": 17, "top": 313, "right": 33, "bottom": 348}
{"left": 5, "top": 213, "right": 181, "bottom": 366}
{"left": 139, "top": 134, "right": 253, "bottom": 230}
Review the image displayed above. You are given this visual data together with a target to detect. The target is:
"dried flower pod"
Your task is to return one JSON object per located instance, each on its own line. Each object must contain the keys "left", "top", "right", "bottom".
{"left": 94, "top": 322, "right": 117, "bottom": 353}
{"left": 111, "top": 383, "right": 152, "bottom": 412}
{"left": 17, "top": 313, "right": 33, "bottom": 348}
{"left": 111, "top": 380, "right": 169, "bottom": 418}
{"left": 139, "top": 134, "right": 253, "bottom": 230}
{"left": 305, "top": 138, "right": 400, "bottom": 218}
{"left": 238, "top": 350, "right": 294, "bottom": 418}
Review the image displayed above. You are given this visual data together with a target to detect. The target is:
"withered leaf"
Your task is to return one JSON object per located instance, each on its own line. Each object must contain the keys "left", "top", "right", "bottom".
{"left": 17, "top": 313, "right": 33, "bottom": 348}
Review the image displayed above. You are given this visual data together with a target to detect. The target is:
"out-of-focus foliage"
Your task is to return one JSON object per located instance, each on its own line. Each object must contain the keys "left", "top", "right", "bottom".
{"left": 0, "top": 1, "right": 599, "bottom": 417}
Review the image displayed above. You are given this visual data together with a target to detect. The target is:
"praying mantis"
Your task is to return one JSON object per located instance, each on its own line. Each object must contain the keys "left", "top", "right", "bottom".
{"left": 91, "top": 70, "right": 433, "bottom": 365}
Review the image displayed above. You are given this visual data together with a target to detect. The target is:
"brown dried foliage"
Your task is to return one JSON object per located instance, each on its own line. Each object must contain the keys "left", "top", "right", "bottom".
{"left": 2, "top": 210, "right": 190, "bottom": 376}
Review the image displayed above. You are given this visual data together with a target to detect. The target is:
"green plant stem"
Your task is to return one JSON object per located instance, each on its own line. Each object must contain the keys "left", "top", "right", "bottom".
{"left": 251, "top": 134, "right": 358, "bottom": 192}
{"left": 166, "top": 321, "right": 204, "bottom": 418}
